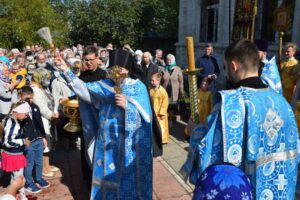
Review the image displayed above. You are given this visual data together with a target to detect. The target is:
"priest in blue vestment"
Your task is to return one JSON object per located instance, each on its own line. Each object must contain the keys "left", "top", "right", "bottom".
{"left": 61, "top": 50, "right": 153, "bottom": 200}
{"left": 181, "top": 39, "right": 300, "bottom": 200}
{"left": 255, "top": 39, "right": 282, "bottom": 95}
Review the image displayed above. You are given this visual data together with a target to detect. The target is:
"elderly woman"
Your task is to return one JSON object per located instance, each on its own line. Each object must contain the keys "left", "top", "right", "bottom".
{"left": 30, "top": 68, "right": 59, "bottom": 177}
{"left": 163, "top": 54, "right": 184, "bottom": 122}
{"left": 0, "top": 64, "right": 18, "bottom": 118}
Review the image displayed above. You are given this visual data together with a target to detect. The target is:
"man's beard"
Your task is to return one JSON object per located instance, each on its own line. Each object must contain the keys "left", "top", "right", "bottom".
{"left": 37, "top": 62, "right": 47, "bottom": 68}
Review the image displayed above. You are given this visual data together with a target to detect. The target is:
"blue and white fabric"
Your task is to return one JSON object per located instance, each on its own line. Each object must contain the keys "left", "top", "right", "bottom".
{"left": 65, "top": 70, "right": 153, "bottom": 200}
{"left": 261, "top": 56, "right": 282, "bottom": 95}
{"left": 193, "top": 164, "right": 253, "bottom": 200}
{"left": 181, "top": 87, "right": 300, "bottom": 200}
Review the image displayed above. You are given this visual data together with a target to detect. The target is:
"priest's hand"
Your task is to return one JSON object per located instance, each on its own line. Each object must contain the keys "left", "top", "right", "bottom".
{"left": 115, "top": 94, "right": 126, "bottom": 109}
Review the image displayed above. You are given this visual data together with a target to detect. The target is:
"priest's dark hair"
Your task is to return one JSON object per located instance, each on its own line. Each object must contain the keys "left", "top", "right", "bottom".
{"left": 83, "top": 45, "right": 98, "bottom": 57}
{"left": 225, "top": 39, "right": 259, "bottom": 72}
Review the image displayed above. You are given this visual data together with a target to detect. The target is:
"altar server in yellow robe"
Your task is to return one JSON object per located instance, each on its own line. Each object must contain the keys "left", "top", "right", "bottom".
{"left": 280, "top": 43, "right": 298, "bottom": 103}
{"left": 149, "top": 73, "right": 169, "bottom": 144}
{"left": 198, "top": 77, "right": 213, "bottom": 125}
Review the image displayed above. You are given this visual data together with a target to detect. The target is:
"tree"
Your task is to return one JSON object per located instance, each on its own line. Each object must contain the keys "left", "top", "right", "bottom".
{"left": 63, "top": 0, "right": 144, "bottom": 47}
{"left": 0, "top": 0, "right": 69, "bottom": 49}
{"left": 139, "top": 0, "right": 179, "bottom": 35}
{"left": 53, "top": 0, "right": 178, "bottom": 47}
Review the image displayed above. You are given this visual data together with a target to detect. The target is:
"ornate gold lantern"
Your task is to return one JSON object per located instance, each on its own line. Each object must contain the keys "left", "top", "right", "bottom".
{"left": 62, "top": 99, "right": 82, "bottom": 133}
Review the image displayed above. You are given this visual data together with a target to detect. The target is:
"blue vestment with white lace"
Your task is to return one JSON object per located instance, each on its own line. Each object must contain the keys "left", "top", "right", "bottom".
{"left": 261, "top": 56, "right": 282, "bottom": 95}
{"left": 64, "top": 70, "right": 153, "bottom": 200}
{"left": 181, "top": 87, "right": 300, "bottom": 200}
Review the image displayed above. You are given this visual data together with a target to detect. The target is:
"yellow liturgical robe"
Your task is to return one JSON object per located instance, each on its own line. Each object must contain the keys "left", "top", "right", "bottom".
{"left": 280, "top": 58, "right": 298, "bottom": 103}
{"left": 149, "top": 86, "right": 169, "bottom": 144}
{"left": 197, "top": 89, "right": 213, "bottom": 125}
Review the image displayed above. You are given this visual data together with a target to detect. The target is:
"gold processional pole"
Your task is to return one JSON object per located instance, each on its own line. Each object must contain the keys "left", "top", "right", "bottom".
{"left": 183, "top": 37, "right": 201, "bottom": 124}
{"left": 278, "top": 32, "right": 284, "bottom": 64}
{"left": 250, "top": 0, "right": 258, "bottom": 42}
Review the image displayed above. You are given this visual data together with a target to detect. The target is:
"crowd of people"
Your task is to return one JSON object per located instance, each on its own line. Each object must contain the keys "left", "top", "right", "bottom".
{"left": 0, "top": 43, "right": 186, "bottom": 199}
{"left": 0, "top": 38, "right": 299, "bottom": 200}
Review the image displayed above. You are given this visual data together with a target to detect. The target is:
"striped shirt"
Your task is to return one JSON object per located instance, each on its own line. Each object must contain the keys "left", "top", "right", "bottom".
{"left": 3, "top": 117, "right": 25, "bottom": 154}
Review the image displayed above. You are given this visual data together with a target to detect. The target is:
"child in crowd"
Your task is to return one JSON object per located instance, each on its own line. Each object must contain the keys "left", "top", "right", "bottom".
{"left": 184, "top": 78, "right": 213, "bottom": 137}
{"left": 10, "top": 62, "right": 27, "bottom": 89}
{"left": 149, "top": 73, "right": 169, "bottom": 144}
{"left": 20, "top": 86, "right": 50, "bottom": 194}
{"left": 197, "top": 77, "right": 213, "bottom": 125}
{"left": 1, "top": 102, "right": 31, "bottom": 200}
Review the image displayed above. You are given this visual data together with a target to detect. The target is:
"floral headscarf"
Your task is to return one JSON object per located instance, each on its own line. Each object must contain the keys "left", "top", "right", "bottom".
{"left": 193, "top": 164, "right": 254, "bottom": 200}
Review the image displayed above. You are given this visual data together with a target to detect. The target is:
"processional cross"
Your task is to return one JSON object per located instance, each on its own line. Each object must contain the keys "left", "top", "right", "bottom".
{"left": 106, "top": 66, "right": 128, "bottom": 94}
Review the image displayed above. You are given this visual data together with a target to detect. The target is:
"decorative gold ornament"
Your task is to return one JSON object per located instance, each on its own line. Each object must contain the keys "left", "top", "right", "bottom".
{"left": 273, "top": 6, "right": 292, "bottom": 64}
{"left": 232, "top": 0, "right": 257, "bottom": 41}
{"left": 62, "top": 100, "right": 82, "bottom": 133}
{"left": 106, "top": 66, "right": 129, "bottom": 94}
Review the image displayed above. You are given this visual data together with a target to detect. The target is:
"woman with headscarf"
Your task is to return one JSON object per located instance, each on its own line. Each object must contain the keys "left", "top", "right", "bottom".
{"left": 30, "top": 68, "right": 59, "bottom": 177}
{"left": 193, "top": 163, "right": 254, "bottom": 200}
{"left": 162, "top": 54, "right": 184, "bottom": 123}
{"left": 0, "top": 64, "right": 18, "bottom": 119}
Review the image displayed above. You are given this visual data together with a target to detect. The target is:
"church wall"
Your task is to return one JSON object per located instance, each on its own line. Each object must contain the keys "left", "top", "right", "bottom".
{"left": 176, "top": 0, "right": 300, "bottom": 73}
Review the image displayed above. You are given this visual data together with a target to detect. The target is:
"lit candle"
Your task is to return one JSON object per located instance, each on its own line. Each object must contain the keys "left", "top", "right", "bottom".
{"left": 186, "top": 37, "right": 195, "bottom": 71}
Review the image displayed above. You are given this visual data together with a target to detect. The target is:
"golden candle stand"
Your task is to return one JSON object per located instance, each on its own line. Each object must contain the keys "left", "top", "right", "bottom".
{"left": 184, "top": 37, "right": 201, "bottom": 124}
{"left": 183, "top": 68, "right": 202, "bottom": 123}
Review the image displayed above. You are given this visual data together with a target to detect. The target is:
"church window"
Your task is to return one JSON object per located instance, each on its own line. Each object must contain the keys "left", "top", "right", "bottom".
{"left": 200, "top": 0, "right": 219, "bottom": 42}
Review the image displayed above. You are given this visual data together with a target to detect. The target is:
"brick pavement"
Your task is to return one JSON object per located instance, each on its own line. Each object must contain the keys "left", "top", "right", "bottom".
{"left": 0, "top": 139, "right": 192, "bottom": 200}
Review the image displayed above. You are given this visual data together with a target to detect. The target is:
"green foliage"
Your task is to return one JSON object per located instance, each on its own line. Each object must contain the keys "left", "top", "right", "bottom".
{"left": 53, "top": 0, "right": 179, "bottom": 47}
{"left": 0, "top": 0, "right": 69, "bottom": 49}
{"left": 140, "top": 0, "right": 179, "bottom": 35}
{"left": 64, "top": 0, "right": 144, "bottom": 47}
{"left": 0, "top": 0, "right": 179, "bottom": 48}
